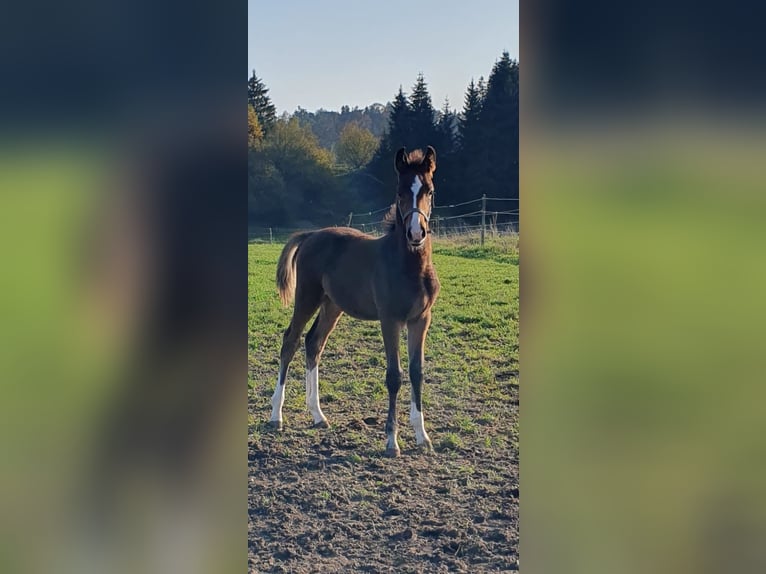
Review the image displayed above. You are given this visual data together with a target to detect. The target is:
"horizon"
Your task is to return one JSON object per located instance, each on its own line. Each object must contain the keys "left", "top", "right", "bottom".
{"left": 248, "top": 0, "right": 518, "bottom": 114}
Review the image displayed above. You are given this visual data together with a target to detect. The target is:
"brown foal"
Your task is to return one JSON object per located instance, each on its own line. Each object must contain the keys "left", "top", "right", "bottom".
{"left": 269, "top": 146, "right": 441, "bottom": 456}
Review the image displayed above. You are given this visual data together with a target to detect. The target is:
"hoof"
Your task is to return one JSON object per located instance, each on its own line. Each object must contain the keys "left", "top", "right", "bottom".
{"left": 267, "top": 420, "right": 283, "bottom": 432}
{"left": 418, "top": 440, "right": 434, "bottom": 454}
{"left": 384, "top": 447, "right": 401, "bottom": 458}
{"left": 312, "top": 419, "right": 330, "bottom": 429}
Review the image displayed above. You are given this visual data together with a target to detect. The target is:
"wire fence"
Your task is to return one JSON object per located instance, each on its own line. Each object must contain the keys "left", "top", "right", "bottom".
{"left": 249, "top": 194, "right": 519, "bottom": 245}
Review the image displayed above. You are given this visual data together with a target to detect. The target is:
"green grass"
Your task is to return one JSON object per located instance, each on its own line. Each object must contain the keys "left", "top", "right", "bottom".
{"left": 346, "top": 453, "right": 363, "bottom": 464}
{"left": 248, "top": 236, "right": 519, "bottom": 453}
{"left": 440, "top": 433, "right": 464, "bottom": 451}
{"left": 432, "top": 233, "right": 519, "bottom": 265}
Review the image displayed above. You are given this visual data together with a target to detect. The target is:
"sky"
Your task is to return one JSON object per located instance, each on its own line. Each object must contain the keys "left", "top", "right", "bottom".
{"left": 248, "top": 0, "right": 519, "bottom": 114}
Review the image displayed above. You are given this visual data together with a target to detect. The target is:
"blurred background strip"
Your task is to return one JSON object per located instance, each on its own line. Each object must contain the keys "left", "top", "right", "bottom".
{"left": 523, "top": 2, "right": 766, "bottom": 574}
{"left": 0, "top": 2, "right": 247, "bottom": 573}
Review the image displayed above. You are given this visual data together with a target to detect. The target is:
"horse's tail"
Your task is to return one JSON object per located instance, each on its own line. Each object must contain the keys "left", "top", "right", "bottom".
{"left": 276, "top": 231, "right": 313, "bottom": 307}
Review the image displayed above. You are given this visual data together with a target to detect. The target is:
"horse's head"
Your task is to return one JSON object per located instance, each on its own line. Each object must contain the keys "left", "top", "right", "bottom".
{"left": 394, "top": 146, "right": 436, "bottom": 250}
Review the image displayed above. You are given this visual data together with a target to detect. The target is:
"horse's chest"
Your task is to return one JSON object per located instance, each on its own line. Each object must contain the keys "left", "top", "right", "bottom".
{"left": 385, "top": 270, "right": 438, "bottom": 320}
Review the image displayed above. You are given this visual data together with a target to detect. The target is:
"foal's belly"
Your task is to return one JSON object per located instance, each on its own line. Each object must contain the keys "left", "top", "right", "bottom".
{"left": 343, "top": 307, "right": 379, "bottom": 321}
{"left": 322, "top": 276, "right": 378, "bottom": 321}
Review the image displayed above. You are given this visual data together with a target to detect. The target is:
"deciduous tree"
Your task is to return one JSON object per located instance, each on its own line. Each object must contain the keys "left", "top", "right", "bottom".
{"left": 335, "top": 122, "right": 379, "bottom": 170}
{"left": 248, "top": 104, "right": 263, "bottom": 149}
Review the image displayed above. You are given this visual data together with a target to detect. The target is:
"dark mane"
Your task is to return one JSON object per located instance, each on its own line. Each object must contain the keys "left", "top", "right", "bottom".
{"left": 382, "top": 203, "right": 398, "bottom": 233}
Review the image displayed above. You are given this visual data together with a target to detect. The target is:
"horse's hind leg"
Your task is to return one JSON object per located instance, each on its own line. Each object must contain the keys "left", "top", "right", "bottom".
{"left": 269, "top": 286, "right": 322, "bottom": 430}
{"left": 304, "top": 297, "right": 343, "bottom": 428}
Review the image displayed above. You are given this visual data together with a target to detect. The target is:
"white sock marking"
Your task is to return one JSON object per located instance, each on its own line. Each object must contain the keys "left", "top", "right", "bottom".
{"left": 270, "top": 374, "right": 285, "bottom": 422}
{"left": 409, "top": 177, "right": 424, "bottom": 241}
{"left": 305, "top": 364, "right": 326, "bottom": 424}
{"left": 410, "top": 401, "right": 430, "bottom": 445}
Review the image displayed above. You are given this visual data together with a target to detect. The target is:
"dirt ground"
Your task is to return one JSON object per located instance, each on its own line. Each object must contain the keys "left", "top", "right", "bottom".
{"left": 248, "top": 383, "right": 518, "bottom": 573}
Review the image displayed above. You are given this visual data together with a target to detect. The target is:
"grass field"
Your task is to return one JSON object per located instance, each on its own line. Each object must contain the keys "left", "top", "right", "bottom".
{"left": 248, "top": 235, "right": 519, "bottom": 572}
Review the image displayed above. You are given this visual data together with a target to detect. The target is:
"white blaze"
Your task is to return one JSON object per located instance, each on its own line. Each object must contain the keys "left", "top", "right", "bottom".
{"left": 409, "top": 176, "right": 424, "bottom": 241}
{"left": 305, "top": 365, "right": 326, "bottom": 424}
{"left": 410, "top": 401, "right": 430, "bottom": 445}
{"left": 270, "top": 374, "right": 285, "bottom": 422}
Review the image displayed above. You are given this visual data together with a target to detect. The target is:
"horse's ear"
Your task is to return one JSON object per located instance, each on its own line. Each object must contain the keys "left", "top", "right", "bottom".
{"left": 423, "top": 146, "right": 436, "bottom": 173}
{"left": 395, "top": 147, "right": 409, "bottom": 173}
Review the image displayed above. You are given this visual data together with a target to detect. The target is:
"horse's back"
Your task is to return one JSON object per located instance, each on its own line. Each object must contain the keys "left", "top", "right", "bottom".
{"left": 293, "top": 227, "right": 380, "bottom": 319}
{"left": 296, "top": 227, "right": 377, "bottom": 268}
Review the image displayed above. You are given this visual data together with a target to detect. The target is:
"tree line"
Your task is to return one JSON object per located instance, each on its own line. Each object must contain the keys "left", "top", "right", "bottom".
{"left": 248, "top": 51, "right": 519, "bottom": 228}
{"left": 293, "top": 104, "right": 390, "bottom": 150}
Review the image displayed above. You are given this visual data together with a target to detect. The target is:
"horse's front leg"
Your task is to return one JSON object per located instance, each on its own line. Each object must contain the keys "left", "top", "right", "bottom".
{"left": 380, "top": 318, "right": 403, "bottom": 457}
{"left": 407, "top": 311, "right": 433, "bottom": 452}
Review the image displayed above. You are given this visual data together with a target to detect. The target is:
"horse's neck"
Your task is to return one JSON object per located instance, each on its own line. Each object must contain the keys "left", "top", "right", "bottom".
{"left": 392, "top": 224, "right": 432, "bottom": 267}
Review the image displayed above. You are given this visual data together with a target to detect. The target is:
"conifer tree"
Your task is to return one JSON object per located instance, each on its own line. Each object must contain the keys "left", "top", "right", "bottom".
{"left": 428, "top": 97, "right": 459, "bottom": 204}
{"left": 436, "top": 97, "right": 457, "bottom": 155}
{"left": 366, "top": 86, "right": 412, "bottom": 203}
{"left": 457, "top": 78, "right": 492, "bottom": 200}
{"left": 385, "top": 86, "right": 412, "bottom": 149}
{"left": 477, "top": 76, "right": 488, "bottom": 102}
{"left": 479, "top": 52, "right": 519, "bottom": 202}
{"left": 458, "top": 79, "right": 483, "bottom": 150}
{"left": 408, "top": 73, "right": 440, "bottom": 152}
{"left": 247, "top": 70, "right": 277, "bottom": 133}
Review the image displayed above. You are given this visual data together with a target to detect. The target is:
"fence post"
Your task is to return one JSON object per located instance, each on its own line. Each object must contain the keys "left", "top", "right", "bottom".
{"left": 481, "top": 194, "right": 486, "bottom": 246}
{"left": 347, "top": 212, "right": 353, "bottom": 227}
{"left": 269, "top": 228, "right": 273, "bottom": 244}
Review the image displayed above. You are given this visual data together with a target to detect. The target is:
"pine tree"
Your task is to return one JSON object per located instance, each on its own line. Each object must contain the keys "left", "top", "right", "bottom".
{"left": 458, "top": 79, "right": 483, "bottom": 150}
{"left": 385, "top": 86, "right": 411, "bottom": 149}
{"left": 436, "top": 97, "right": 457, "bottom": 155}
{"left": 247, "top": 70, "right": 277, "bottom": 133}
{"left": 429, "top": 97, "right": 458, "bottom": 204}
{"left": 366, "top": 86, "right": 412, "bottom": 203}
{"left": 409, "top": 73, "right": 439, "bottom": 150}
{"left": 457, "top": 78, "right": 492, "bottom": 201}
{"left": 477, "top": 76, "right": 488, "bottom": 102}
{"left": 479, "top": 52, "right": 519, "bottom": 203}
{"left": 410, "top": 74, "right": 434, "bottom": 139}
